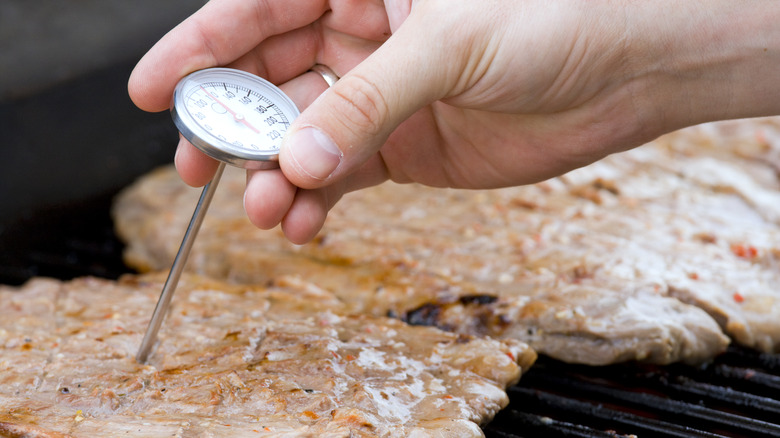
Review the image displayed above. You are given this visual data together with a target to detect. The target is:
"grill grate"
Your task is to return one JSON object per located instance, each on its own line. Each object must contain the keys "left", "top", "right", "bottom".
{"left": 484, "top": 347, "right": 780, "bottom": 437}
{"left": 1, "top": 195, "right": 778, "bottom": 438}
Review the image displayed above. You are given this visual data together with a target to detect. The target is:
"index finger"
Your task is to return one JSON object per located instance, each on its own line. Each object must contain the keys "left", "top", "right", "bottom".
{"left": 128, "top": 0, "right": 329, "bottom": 112}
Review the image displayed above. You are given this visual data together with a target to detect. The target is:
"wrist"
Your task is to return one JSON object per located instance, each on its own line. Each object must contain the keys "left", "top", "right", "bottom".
{"left": 622, "top": 0, "right": 780, "bottom": 137}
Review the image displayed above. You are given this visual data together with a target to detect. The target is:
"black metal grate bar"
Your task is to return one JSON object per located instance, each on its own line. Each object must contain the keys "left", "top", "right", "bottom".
{"left": 716, "top": 346, "right": 780, "bottom": 371}
{"left": 662, "top": 375, "right": 780, "bottom": 423}
{"left": 710, "top": 364, "right": 780, "bottom": 396}
{"left": 486, "top": 408, "right": 632, "bottom": 438}
{"left": 484, "top": 350, "right": 780, "bottom": 438}
{"left": 525, "top": 371, "right": 780, "bottom": 438}
{"left": 493, "top": 386, "right": 729, "bottom": 438}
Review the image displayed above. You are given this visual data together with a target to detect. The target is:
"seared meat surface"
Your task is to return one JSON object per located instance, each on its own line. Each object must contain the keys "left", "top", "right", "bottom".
{"left": 0, "top": 273, "right": 533, "bottom": 437}
{"left": 114, "top": 118, "right": 780, "bottom": 364}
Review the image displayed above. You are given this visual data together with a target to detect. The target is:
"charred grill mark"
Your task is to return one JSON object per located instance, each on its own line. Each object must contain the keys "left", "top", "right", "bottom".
{"left": 402, "top": 303, "right": 442, "bottom": 327}
{"left": 568, "top": 177, "right": 620, "bottom": 204}
{"left": 498, "top": 313, "right": 513, "bottom": 327}
{"left": 456, "top": 333, "right": 474, "bottom": 344}
{"left": 402, "top": 294, "right": 501, "bottom": 333}
{"left": 592, "top": 177, "right": 620, "bottom": 195}
{"left": 160, "top": 364, "right": 197, "bottom": 375}
{"left": 508, "top": 197, "right": 539, "bottom": 210}
{"left": 570, "top": 265, "right": 593, "bottom": 283}
{"left": 223, "top": 330, "right": 241, "bottom": 341}
{"left": 311, "top": 233, "right": 327, "bottom": 246}
{"left": 458, "top": 294, "right": 499, "bottom": 305}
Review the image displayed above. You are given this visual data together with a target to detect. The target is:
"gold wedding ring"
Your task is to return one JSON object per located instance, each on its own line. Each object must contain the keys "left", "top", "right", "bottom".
{"left": 310, "top": 64, "right": 339, "bottom": 87}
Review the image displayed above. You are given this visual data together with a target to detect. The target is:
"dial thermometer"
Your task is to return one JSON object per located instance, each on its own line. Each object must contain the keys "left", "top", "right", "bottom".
{"left": 136, "top": 68, "right": 300, "bottom": 363}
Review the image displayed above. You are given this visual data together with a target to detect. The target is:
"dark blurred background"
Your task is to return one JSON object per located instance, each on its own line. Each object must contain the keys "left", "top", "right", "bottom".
{"left": 0, "top": 0, "right": 205, "bottom": 284}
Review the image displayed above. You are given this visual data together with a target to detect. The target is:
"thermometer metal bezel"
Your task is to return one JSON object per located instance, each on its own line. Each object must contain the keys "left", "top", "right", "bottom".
{"left": 171, "top": 68, "right": 300, "bottom": 170}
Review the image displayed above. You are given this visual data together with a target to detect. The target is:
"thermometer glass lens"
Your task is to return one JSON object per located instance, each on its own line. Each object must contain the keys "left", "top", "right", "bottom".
{"left": 172, "top": 68, "right": 300, "bottom": 169}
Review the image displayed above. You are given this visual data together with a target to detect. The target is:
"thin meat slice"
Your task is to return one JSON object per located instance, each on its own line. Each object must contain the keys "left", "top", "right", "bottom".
{"left": 113, "top": 118, "right": 780, "bottom": 363}
{"left": 0, "top": 273, "right": 533, "bottom": 437}
{"left": 113, "top": 167, "right": 731, "bottom": 366}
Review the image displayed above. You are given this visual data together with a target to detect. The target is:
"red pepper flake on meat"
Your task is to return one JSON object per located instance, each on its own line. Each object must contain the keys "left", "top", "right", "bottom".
{"left": 733, "top": 292, "right": 745, "bottom": 304}
{"left": 731, "top": 243, "right": 758, "bottom": 259}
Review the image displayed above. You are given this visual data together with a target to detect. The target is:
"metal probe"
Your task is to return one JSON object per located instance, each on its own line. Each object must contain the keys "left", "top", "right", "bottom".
{"left": 136, "top": 162, "right": 226, "bottom": 363}
{"left": 134, "top": 65, "right": 335, "bottom": 363}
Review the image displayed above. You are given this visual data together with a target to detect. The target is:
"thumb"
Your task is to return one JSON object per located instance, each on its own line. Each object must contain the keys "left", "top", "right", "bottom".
{"left": 279, "top": 13, "right": 449, "bottom": 189}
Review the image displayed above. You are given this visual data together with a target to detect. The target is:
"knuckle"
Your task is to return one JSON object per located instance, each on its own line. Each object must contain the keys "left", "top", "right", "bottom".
{"left": 330, "top": 73, "right": 389, "bottom": 138}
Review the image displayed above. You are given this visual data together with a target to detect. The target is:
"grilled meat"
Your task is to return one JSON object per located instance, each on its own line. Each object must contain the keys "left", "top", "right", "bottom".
{"left": 113, "top": 118, "right": 780, "bottom": 364}
{"left": 0, "top": 273, "right": 533, "bottom": 437}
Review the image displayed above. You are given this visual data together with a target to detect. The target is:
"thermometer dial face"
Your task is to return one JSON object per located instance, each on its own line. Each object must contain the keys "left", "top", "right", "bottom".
{"left": 171, "top": 68, "right": 300, "bottom": 170}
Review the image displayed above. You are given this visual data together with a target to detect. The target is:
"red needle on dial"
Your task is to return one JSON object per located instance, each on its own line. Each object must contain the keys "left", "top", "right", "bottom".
{"left": 200, "top": 86, "right": 260, "bottom": 134}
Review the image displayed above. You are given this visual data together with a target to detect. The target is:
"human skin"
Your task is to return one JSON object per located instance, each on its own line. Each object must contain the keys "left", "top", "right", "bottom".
{"left": 128, "top": 0, "right": 780, "bottom": 244}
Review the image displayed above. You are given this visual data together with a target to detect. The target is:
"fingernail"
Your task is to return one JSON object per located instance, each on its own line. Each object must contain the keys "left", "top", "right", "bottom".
{"left": 286, "top": 127, "right": 342, "bottom": 180}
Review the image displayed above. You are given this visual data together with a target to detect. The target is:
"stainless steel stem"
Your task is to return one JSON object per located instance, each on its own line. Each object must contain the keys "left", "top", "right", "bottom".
{"left": 136, "top": 162, "right": 226, "bottom": 363}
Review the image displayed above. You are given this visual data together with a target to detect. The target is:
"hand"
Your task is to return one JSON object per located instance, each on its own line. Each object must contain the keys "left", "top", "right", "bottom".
{"left": 129, "top": 0, "right": 780, "bottom": 244}
{"left": 129, "top": 0, "right": 394, "bottom": 242}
